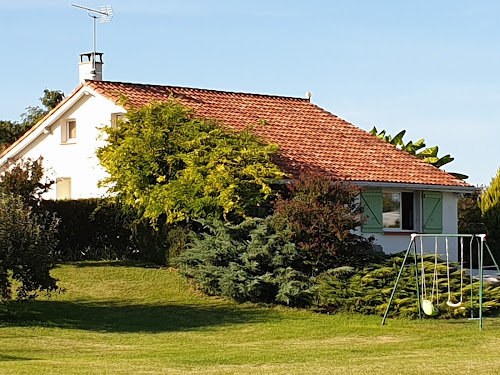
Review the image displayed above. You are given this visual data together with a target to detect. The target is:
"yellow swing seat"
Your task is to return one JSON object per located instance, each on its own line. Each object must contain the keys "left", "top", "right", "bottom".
{"left": 446, "top": 300, "right": 465, "bottom": 309}
{"left": 422, "top": 299, "right": 439, "bottom": 316}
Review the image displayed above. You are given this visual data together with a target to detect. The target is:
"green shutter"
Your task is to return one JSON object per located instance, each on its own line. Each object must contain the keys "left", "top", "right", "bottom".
{"left": 423, "top": 192, "right": 443, "bottom": 234}
{"left": 361, "top": 190, "right": 383, "bottom": 233}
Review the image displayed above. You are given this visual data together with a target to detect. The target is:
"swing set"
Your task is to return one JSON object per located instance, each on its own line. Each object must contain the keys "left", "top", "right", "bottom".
{"left": 381, "top": 233, "right": 500, "bottom": 331}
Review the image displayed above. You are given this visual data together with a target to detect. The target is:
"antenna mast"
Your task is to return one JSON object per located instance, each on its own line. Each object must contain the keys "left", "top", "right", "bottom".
{"left": 71, "top": 4, "right": 113, "bottom": 75}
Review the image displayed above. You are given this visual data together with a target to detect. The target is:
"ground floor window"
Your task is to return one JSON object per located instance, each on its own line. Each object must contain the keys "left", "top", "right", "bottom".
{"left": 383, "top": 192, "right": 414, "bottom": 230}
{"left": 56, "top": 177, "right": 71, "bottom": 200}
{"left": 362, "top": 189, "right": 442, "bottom": 234}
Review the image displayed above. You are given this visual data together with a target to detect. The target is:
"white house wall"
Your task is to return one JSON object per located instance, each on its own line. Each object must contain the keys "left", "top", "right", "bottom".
{"left": 365, "top": 191, "right": 459, "bottom": 260}
{"left": 11, "top": 93, "right": 124, "bottom": 200}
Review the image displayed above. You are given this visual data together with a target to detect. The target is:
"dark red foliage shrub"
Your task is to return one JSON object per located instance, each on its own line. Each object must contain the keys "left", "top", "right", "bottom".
{"left": 271, "top": 173, "right": 373, "bottom": 274}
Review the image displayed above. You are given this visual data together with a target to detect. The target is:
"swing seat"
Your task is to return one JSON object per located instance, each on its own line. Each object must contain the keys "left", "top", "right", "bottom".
{"left": 446, "top": 300, "right": 465, "bottom": 309}
{"left": 422, "top": 299, "right": 439, "bottom": 316}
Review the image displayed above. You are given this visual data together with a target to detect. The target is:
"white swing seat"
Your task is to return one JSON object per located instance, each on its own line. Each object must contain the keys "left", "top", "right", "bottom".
{"left": 446, "top": 300, "right": 465, "bottom": 309}
{"left": 422, "top": 299, "right": 439, "bottom": 316}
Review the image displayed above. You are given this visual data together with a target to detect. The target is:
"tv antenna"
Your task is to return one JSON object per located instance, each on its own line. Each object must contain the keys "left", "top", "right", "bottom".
{"left": 71, "top": 4, "right": 113, "bottom": 74}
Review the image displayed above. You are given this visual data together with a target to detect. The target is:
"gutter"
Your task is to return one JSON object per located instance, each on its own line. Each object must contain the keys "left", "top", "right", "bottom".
{"left": 353, "top": 180, "right": 476, "bottom": 193}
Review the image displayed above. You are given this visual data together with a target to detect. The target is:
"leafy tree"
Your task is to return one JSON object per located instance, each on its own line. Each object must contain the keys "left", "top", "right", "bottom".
{"left": 0, "top": 157, "right": 53, "bottom": 207}
{"left": 271, "top": 173, "right": 374, "bottom": 274}
{"left": 0, "top": 121, "right": 21, "bottom": 148}
{"left": 97, "top": 100, "right": 284, "bottom": 225}
{"left": 0, "top": 89, "right": 64, "bottom": 151}
{"left": 19, "top": 89, "right": 65, "bottom": 128}
{"left": 370, "top": 127, "right": 467, "bottom": 179}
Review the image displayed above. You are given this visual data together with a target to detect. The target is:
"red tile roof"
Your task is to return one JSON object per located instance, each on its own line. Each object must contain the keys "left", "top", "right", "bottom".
{"left": 85, "top": 80, "right": 469, "bottom": 188}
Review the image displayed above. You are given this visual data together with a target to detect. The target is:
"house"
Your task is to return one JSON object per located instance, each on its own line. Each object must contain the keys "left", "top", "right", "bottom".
{"left": 0, "top": 52, "right": 475, "bottom": 256}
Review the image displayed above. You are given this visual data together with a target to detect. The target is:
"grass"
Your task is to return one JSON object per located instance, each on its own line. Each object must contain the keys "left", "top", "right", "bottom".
{"left": 1, "top": 261, "right": 500, "bottom": 374}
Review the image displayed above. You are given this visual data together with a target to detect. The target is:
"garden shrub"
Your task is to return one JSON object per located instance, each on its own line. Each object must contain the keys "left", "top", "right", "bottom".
{"left": 271, "top": 173, "right": 375, "bottom": 274}
{"left": 175, "top": 173, "right": 379, "bottom": 307}
{"left": 0, "top": 192, "right": 59, "bottom": 301}
{"left": 175, "top": 218, "right": 317, "bottom": 307}
{"left": 315, "top": 254, "right": 500, "bottom": 318}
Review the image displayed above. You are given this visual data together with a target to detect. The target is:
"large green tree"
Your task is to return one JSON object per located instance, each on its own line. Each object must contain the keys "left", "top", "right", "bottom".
{"left": 0, "top": 89, "right": 64, "bottom": 151}
{"left": 97, "top": 100, "right": 285, "bottom": 224}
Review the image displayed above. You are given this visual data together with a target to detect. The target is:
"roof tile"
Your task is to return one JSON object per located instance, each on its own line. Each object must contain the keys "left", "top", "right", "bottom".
{"left": 85, "top": 80, "right": 470, "bottom": 188}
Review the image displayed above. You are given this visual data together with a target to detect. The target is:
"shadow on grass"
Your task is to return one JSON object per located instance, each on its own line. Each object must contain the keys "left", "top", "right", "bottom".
{"left": 69, "top": 260, "right": 160, "bottom": 269}
{"left": 0, "top": 354, "right": 35, "bottom": 362}
{"left": 0, "top": 300, "right": 279, "bottom": 333}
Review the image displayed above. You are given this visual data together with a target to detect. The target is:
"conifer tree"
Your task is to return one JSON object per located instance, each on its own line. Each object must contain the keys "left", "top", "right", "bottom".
{"left": 479, "top": 168, "right": 500, "bottom": 255}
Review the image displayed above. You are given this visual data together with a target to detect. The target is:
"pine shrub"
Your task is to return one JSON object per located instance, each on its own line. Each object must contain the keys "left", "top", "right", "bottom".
{"left": 175, "top": 218, "right": 317, "bottom": 307}
{"left": 315, "top": 254, "right": 500, "bottom": 318}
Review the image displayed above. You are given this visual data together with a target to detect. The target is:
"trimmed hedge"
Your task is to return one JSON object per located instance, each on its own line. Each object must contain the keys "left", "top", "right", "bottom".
{"left": 42, "top": 199, "right": 190, "bottom": 265}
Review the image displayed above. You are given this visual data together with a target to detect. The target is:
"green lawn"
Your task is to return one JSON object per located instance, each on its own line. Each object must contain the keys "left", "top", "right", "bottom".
{"left": 1, "top": 262, "right": 499, "bottom": 374}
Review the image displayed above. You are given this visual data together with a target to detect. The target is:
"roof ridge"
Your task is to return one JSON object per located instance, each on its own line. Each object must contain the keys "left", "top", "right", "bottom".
{"left": 85, "top": 80, "right": 311, "bottom": 102}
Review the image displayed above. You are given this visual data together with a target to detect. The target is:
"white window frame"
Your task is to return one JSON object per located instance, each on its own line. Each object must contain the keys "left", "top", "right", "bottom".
{"left": 62, "top": 119, "right": 77, "bottom": 144}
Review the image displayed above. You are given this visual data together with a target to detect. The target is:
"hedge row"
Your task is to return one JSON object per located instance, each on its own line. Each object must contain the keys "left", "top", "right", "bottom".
{"left": 41, "top": 199, "right": 189, "bottom": 265}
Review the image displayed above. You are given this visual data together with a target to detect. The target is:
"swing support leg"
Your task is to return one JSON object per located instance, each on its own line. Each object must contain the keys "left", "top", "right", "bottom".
{"left": 485, "top": 242, "right": 500, "bottom": 275}
{"left": 479, "top": 235, "right": 484, "bottom": 331}
{"left": 413, "top": 241, "right": 422, "bottom": 321}
{"left": 382, "top": 237, "right": 416, "bottom": 325}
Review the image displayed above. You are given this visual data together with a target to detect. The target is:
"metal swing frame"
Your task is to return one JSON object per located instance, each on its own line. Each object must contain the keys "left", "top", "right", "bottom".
{"left": 381, "top": 233, "right": 500, "bottom": 331}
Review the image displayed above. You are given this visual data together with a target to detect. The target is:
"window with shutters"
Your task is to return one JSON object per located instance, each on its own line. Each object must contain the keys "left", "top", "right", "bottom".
{"left": 362, "top": 189, "right": 439, "bottom": 233}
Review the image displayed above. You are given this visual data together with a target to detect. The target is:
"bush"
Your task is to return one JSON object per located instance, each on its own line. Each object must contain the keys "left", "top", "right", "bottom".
{"left": 175, "top": 173, "right": 379, "bottom": 307}
{"left": 271, "top": 173, "right": 374, "bottom": 274}
{"left": 0, "top": 192, "right": 59, "bottom": 301}
{"left": 175, "top": 218, "right": 316, "bottom": 307}
{"left": 459, "top": 189, "right": 485, "bottom": 234}
{"left": 315, "top": 255, "right": 500, "bottom": 318}
{"left": 42, "top": 198, "right": 190, "bottom": 265}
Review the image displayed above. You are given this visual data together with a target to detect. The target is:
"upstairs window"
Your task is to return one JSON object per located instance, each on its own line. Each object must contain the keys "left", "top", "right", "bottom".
{"left": 111, "top": 113, "right": 126, "bottom": 129}
{"left": 62, "top": 119, "right": 77, "bottom": 143}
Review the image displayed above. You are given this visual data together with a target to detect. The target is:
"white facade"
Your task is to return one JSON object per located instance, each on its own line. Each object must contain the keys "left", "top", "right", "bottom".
{"left": 0, "top": 87, "right": 125, "bottom": 200}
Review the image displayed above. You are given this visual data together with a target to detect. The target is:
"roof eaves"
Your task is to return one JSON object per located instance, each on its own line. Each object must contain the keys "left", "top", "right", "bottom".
{"left": 354, "top": 180, "right": 475, "bottom": 193}
{"left": 0, "top": 85, "right": 85, "bottom": 163}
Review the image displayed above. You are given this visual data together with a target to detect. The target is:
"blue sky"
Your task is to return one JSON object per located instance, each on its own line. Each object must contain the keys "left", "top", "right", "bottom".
{"left": 2, "top": 1, "right": 499, "bottom": 186}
